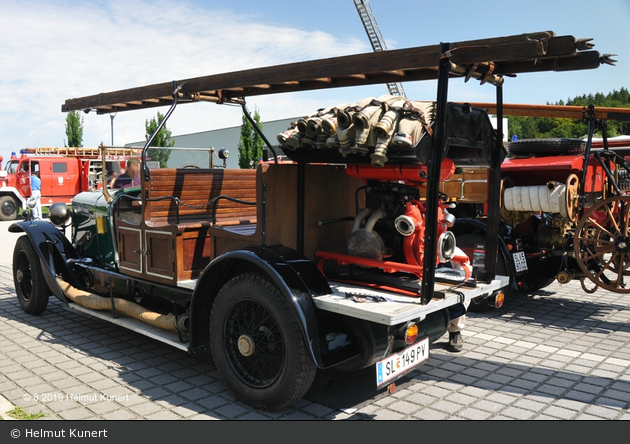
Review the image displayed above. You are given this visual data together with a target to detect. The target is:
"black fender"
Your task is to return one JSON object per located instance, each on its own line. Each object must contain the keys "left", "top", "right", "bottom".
{"left": 9, "top": 220, "right": 82, "bottom": 304}
{"left": 449, "top": 218, "right": 519, "bottom": 290}
{"left": 190, "top": 245, "right": 334, "bottom": 368}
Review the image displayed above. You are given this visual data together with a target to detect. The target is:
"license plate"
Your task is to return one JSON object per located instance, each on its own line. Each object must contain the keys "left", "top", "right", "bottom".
{"left": 376, "top": 337, "right": 429, "bottom": 388}
{"left": 513, "top": 251, "right": 528, "bottom": 273}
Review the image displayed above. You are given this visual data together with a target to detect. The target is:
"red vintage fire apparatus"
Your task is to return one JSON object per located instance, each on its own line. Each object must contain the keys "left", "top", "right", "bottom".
{"left": 445, "top": 103, "right": 630, "bottom": 302}
{"left": 0, "top": 147, "right": 138, "bottom": 221}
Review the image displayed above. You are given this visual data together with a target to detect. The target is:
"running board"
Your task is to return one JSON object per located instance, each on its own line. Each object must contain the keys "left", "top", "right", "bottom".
{"left": 65, "top": 302, "right": 189, "bottom": 352}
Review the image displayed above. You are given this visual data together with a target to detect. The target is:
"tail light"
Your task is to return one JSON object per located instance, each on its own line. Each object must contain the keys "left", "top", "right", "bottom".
{"left": 493, "top": 291, "right": 505, "bottom": 308}
{"left": 405, "top": 323, "right": 418, "bottom": 345}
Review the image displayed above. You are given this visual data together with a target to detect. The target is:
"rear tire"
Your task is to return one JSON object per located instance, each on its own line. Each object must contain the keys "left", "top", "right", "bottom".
{"left": 13, "top": 235, "right": 50, "bottom": 315}
{"left": 456, "top": 233, "right": 512, "bottom": 313}
{"left": 210, "top": 274, "right": 317, "bottom": 411}
{"left": 0, "top": 196, "right": 19, "bottom": 221}
{"left": 507, "top": 138, "right": 586, "bottom": 157}
{"left": 519, "top": 276, "right": 555, "bottom": 293}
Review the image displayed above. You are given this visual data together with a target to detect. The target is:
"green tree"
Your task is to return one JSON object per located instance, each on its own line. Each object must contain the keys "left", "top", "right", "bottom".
{"left": 508, "top": 87, "right": 630, "bottom": 140}
{"left": 237, "top": 108, "right": 264, "bottom": 169}
{"left": 145, "top": 111, "right": 174, "bottom": 168}
{"left": 64, "top": 111, "right": 84, "bottom": 147}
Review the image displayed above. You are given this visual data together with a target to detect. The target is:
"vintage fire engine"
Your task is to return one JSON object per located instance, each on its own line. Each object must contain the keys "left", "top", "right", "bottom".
{"left": 10, "top": 31, "right": 614, "bottom": 410}
{"left": 444, "top": 103, "right": 630, "bottom": 299}
{"left": 0, "top": 147, "right": 136, "bottom": 220}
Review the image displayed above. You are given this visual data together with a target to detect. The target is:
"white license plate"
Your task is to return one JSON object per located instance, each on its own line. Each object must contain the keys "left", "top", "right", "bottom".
{"left": 376, "top": 337, "right": 429, "bottom": 388}
{"left": 513, "top": 251, "right": 528, "bottom": 273}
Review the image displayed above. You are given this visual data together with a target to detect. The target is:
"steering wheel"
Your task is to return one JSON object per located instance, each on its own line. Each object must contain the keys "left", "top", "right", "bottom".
{"left": 180, "top": 164, "right": 202, "bottom": 169}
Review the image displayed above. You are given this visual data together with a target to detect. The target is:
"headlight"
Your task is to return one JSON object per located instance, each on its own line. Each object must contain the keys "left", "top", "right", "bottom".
{"left": 48, "top": 202, "right": 71, "bottom": 226}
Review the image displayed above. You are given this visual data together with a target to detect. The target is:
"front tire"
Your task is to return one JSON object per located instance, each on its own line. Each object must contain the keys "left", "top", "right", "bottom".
{"left": 13, "top": 235, "right": 50, "bottom": 315}
{"left": 210, "top": 274, "right": 317, "bottom": 411}
{"left": 0, "top": 196, "right": 18, "bottom": 221}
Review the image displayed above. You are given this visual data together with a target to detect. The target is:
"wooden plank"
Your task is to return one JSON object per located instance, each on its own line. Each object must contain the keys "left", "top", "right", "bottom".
{"left": 463, "top": 102, "right": 630, "bottom": 121}
{"left": 303, "top": 165, "right": 365, "bottom": 262}
{"left": 61, "top": 31, "right": 598, "bottom": 113}
{"left": 260, "top": 164, "right": 297, "bottom": 249}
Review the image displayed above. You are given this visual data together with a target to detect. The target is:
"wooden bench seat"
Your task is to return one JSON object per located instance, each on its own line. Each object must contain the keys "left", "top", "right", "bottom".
{"left": 145, "top": 168, "right": 258, "bottom": 232}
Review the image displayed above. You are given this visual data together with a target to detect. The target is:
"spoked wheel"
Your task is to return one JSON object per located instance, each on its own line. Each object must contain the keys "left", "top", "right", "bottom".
{"left": 13, "top": 235, "right": 50, "bottom": 314}
{"left": 210, "top": 274, "right": 317, "bottom": 411}
{"left": 574, "top": 195, "right": 630, "bottom": 293}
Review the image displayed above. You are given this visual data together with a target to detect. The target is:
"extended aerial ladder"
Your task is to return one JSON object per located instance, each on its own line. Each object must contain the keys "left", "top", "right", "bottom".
{"left": 353, "top": 0, "right": 406, "bottom": 97}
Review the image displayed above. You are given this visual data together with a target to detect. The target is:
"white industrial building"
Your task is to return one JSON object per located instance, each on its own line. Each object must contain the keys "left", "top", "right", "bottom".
{"left": 126, "top": 117, "right": 297, "bottom": 169}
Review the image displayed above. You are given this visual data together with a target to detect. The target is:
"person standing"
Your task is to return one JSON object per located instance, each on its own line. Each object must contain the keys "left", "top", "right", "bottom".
{"left": 446, "top": 301, "right": 470, "bottom": 352}
{"left": 30, "top": 171, "right": 42, "bottom": 220}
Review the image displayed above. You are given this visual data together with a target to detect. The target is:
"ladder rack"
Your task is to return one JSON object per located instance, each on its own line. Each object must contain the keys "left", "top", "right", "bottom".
{"left": 23, "top": 147, "right": 142, "bottom": 158}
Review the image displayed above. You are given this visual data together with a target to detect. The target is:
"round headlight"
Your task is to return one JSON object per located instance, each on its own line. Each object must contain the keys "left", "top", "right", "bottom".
{"left": 48, "top": 202, "right": 71, "bottom": 226}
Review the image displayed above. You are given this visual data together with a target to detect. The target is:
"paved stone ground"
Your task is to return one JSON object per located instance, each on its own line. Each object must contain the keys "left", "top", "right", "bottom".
{"left": 0, "top": 260, "right": 629, "bottom": 420}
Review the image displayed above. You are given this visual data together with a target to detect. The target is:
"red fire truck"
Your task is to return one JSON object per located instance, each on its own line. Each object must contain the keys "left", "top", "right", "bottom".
{"left": 0, "top": 147, "right": 139, "bottom": 221}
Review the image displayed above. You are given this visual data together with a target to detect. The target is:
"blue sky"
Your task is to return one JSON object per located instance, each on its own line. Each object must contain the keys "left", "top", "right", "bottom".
{"left": 0, "top": 0, "right": 628, "bottom": 162}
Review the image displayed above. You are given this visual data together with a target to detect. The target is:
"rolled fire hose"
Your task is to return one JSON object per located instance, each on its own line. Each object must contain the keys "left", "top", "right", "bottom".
{"left": 337, "top": 125, "right": 356, "bottom": 154}
{"left": 336, "top": 102, "right": 360, "bottom": 130}
{"left": 321, "top": 103, "right": 353, "bottom": 135}
{"left": 56, "top": 278, "right": 178, "bottom": 333}
{"left": 503, "top": 182, "right": 569, "bottom": 218}
{"left": 371, "top": 98, "right": 407, "bottom": 167}
{"left": 393, "top": 101, "right": 434, "bottom": 148}
{"left": 353, "top": 95, "right": 396, "bottom": 148}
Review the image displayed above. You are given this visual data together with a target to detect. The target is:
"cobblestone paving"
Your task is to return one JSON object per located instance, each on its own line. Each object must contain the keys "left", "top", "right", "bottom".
{"left": 0, "top": 263, "right": 628, "bottom": 420}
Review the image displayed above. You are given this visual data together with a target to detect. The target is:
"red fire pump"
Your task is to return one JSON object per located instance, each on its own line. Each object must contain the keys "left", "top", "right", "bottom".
{"left": 317, "top": 159, "right": 472, "bottom": 293}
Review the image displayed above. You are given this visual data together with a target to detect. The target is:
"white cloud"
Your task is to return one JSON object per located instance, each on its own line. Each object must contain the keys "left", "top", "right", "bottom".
{"left": 0, "top": 0, "right": 372, "bottom": 159}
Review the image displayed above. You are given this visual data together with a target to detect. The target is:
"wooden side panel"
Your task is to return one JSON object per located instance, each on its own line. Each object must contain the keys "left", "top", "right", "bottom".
{"left": 303, "top": 165, "right": 365, "bottom": 262}
{"left": 179, "top": 230, "right": 213, "bottom": 280}
{"left": 259, "top": 164, "right": 298, "bottom": 250}
{"left": 145, "top": 230, "right": 175, "bottom": 281}
{"left": 118, "top": 226, "right": 142, "bottom": 274}
{"left": 440, "top": 169, "right": 489, "bottom": 203}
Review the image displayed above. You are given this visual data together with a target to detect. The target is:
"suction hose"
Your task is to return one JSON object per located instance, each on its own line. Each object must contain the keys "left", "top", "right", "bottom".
{"left": 56, "top": 278, "right": 178, "bottom": 333}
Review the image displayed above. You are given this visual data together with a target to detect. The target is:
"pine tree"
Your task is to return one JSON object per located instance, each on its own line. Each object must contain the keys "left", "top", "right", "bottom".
{"left": 237, "top": 108, "right": 264, "bottom": 169}
{"left": 65, "top": 111, "right": 84, "bottom": 147}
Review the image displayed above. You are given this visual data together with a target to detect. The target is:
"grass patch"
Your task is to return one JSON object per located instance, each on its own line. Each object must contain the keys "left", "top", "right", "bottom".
{"left": 6, "top": 407, "right": 48, "bottom": 420}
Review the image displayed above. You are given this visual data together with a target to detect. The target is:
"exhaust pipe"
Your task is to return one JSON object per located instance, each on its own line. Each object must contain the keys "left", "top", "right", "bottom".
{"left": 348, "top": 208, "right": 388, "bottom": 260}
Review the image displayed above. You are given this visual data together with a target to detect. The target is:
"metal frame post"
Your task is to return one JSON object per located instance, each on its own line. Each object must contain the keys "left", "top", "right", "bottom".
{"left": 484, "top": 83, "right": 504, "bottom": 281}
{"left": 421, "top": 43, "right": 451, "bottom": 305}
{"left": 297, "top": 162, "right": 306, "bottom": 255}
{"left": 142, "top": 81, "right": 182, "bottom": 182}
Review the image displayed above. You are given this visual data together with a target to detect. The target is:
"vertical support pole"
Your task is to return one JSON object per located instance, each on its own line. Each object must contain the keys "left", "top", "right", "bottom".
{"left": 421, "top": 43, "right": 450, "bottom": 305}
{"left": 580, "top": 105, "right": 596, "bottom": 218}
{"left": 484, "top": 82, "right": 504, "bottom": 281}
{"left": 297, "top": 162, "right": 306, "bottom": 255}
